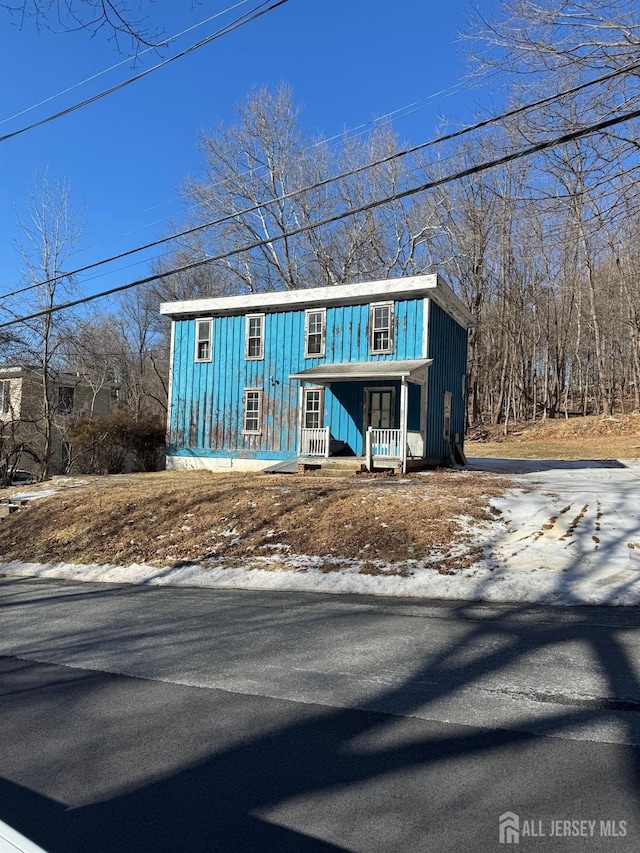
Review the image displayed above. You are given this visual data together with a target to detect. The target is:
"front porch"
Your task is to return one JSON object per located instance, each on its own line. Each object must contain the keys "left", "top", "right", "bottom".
{"left": 298, "top": 425, "right": 398, "bottom": 464}
{"left": 290, "top": 359, "right": 432, "bottom": 474}
{"left": 297, "top": 427, "right": 430, "bottom": 473}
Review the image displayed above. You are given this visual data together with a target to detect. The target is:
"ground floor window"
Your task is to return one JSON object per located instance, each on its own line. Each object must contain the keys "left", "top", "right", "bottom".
{"left": 243, "top": 389, "right": 262, "bottom": 434}
{"left": 303, "top": 388, "right": 324, "bottom": 429}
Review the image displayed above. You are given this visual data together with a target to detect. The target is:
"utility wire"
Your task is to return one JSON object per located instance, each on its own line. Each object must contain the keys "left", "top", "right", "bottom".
{"left": 2, "top": 100, "right": 640, "bottom": 330}
{"left": 0, "top": 69, "right": 492, "bottom": 280}
{"left": 0, "top": 0, "right": 289, "bottom": 145}
{"left": 3, "top": 56, "right": 638, "bottom": 302}
{"left": 0, "top": 0, "right": 254, "bottom": 126}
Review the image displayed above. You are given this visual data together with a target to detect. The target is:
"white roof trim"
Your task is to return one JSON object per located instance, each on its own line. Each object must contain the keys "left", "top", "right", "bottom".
{"left": 289, "top": 359, "right": 432, "bottom": 385}
{"left": 0, "top": 365, "right": 119, "bottom": 389}
{"left": 160, "top": 274, "right": 474, "bottom": 328}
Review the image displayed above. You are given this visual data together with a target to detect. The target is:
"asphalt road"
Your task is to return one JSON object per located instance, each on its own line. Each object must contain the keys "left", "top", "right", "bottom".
{"left": 1, "top": 577, "right": 639, "bottom": 852}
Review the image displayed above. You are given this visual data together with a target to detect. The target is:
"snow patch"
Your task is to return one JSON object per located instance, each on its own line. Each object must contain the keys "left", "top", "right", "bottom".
{"left": 2, "top": 459, "right": 640, "bottom": 606}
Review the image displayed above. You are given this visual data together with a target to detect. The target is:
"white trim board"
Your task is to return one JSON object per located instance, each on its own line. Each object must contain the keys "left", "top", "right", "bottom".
{"left": 160, "top": 274, "right": 474, "bottom": 329}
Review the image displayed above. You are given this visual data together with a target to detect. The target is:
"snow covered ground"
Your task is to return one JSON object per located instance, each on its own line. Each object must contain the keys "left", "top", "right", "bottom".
{"left": 2, "top": 458, "right": 640, "bottom": 606}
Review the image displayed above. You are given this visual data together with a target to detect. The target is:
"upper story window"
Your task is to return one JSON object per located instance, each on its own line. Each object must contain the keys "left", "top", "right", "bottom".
{"left": 194, "top": 318, "right": 212, "bottom": 362}
{"left": 243, "top": 388, "right": 262, "bottom": 434}
{"left": 58, "top": 385, "right": 75, "bottom": 414}
{"left": 0, "top": 380, "right": 10, "bottom": 415}
{"left": 245, "top": 314, "right": 265, "bottom": 360}
{"left": 305, "top": 309, "right": 326, "bottom": 358}
{"left": 370, "top": 302, "right": 394, "bottom": 354}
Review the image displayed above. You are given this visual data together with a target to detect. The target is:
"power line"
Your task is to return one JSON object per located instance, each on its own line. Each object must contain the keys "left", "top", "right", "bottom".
{"left": 3, "top": 56, "right": 638, "bottom": 302}
{"left": 0, "top": 69, "right": 493, "bottom": 281}
{"left": 0, "top": 0, "right": 289, "bottom": 145}
{"left": 0, "top": 0, "right": 254, "bottom": 127}
{"left": 2, "top": 100, "right": 640, "bottom": 330}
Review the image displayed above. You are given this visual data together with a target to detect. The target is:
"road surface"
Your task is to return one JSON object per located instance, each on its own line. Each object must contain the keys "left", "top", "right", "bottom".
{"left": 0, "top": 577, "right": 639, "bottom": 851}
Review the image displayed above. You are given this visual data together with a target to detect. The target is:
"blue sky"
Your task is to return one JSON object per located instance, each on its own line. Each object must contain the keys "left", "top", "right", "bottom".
{"left": 0, "top": 0, "right": 503, "bottom": 310}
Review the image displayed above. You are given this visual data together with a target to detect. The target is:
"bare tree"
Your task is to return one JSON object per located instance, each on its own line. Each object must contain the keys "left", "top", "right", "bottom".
{"left": 66, "top": 288, "right": 168, "bottom": 420}
{"left": 13, "top": 173, "right": 84, "bottom": 478}
{"left": 472, "top": 1, "right": 640, "bottom": 72}
{"left": 153, "top": 84, "right": 439, "bottom": 304}
{"left": 2, "top": 0, "right": 166, "bottom": 51}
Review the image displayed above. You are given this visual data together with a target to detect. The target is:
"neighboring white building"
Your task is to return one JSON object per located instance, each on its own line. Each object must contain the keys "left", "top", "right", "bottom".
{"left": 0, "top": 365, "right": 118, "bottom": 477}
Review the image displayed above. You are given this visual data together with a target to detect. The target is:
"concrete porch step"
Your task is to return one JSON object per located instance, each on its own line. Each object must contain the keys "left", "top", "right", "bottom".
{"left": 298, "top": 459, "right": 366, "bottom": 476}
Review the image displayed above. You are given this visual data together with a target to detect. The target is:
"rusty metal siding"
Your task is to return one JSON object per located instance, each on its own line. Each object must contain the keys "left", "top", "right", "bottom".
{"left": 426, "top": 300, "right": 468, "bottom": 460}
{"left": 168, "top": 296, "right": 426, "bottom": 460}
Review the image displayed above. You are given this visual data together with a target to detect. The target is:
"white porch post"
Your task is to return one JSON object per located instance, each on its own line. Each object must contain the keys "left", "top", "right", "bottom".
{"left": 297, "top": 383, "right": 304, "bottom": 457}
{"left": 400, "top": 378, "right": 408, "bottom": 474}
{"left": 365, "top": 427, "right": 372, "bottom": 472}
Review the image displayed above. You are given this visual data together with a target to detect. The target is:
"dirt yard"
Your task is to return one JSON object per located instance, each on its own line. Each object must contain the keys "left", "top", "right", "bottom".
{"left": 0, "top": 470, "right": 509, "bottom": 570}
{"left": 2, "top": 415, "right": 637, "bottom": 575}
{"left": 466, "top": 413, "right": 640, "bottom": 460}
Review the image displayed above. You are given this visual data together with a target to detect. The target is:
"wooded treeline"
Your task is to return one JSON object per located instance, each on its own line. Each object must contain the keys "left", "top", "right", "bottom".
{"left": 153, "top": 73, "right": 640, "bottom": 424}
{"left": 3, "top": 1, "right": 640, "bottom": 481}
{"left": 150, "top": 1, "right": 640, "bottom": 423}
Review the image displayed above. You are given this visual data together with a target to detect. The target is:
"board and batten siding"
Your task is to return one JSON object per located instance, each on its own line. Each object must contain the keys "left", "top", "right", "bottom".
{"left": 425, "top": 300, "right": 468, "bottom": 460}
{"left": 168, "top": 297, "right": 425, "bottom": 460}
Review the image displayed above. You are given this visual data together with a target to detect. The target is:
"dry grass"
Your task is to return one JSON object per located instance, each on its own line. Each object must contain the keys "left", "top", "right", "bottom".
{"left": 467, "top": 413, "right": 640, "bottom": 460}
{"left": 4, "top": 413, "right": 633, "bottom": 573}
{"left": 0, "top": 469, "right": 510, "bottom": 570}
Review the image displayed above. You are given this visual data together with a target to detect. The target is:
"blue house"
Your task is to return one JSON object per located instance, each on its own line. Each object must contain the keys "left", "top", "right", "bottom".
{"left": 160, "top": 274, "right": 473, "bottom": 473}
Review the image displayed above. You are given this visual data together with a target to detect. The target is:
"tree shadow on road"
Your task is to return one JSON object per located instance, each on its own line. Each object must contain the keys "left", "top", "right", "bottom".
{"left": 0, "top": 581, "right": 639, "bottom": 851}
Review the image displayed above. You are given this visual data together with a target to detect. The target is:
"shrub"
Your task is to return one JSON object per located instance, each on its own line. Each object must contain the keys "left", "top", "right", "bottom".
{"left": 68, "top": 411, "right": 166, "bottom": 474}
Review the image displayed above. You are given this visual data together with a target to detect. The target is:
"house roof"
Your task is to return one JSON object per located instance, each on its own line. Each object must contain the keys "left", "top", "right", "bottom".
{"left": 159, "top": 274, "right": 475, "bottom": 329}
{"left": 289, "top": 359, "right": 432, "bottom": 385}
{"left": 0, "top": 365, "right": 119, "bottom": 389}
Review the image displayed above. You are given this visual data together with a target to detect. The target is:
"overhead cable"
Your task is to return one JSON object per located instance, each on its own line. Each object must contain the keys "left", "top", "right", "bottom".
{"left": 2, "top": 99, "right": 640, "bottom": 329}
{"left": 3, "top": 56, "right": 639, "bottom": 301}
{"left": 0, "top": 0, "right": 289, "bottom": 144}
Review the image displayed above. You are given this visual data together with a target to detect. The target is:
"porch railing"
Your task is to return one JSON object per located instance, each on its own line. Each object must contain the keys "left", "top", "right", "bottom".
{"left": 300, "top": 426, "right": 330, "bottom": 457}
{"left": 367, "top": 427, "right": 402, "bottom": 458}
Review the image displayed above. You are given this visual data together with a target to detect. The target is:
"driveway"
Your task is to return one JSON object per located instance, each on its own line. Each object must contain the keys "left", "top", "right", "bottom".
{"left": 464, "top": 458, "right": 640, "bottom": 604}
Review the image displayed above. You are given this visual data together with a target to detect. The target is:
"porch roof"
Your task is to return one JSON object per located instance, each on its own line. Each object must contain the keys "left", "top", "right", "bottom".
{"left": 289, "top": 358, "right": 432, "bottom": 385}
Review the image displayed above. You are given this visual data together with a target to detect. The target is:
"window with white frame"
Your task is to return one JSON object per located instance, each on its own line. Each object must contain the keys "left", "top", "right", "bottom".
{"left": 0, "top": 380, "right": 10, "bottom": 415}
{"left": 303, "top": 388, "right": 324, "bottom": 429}
{"left": 245, "top": 314, "right": 264, "bottom": 360}
{"left": 305, "top": 309, "right": 326, "bottom": 358}
{"left": 243, "top": 389, "right": 262, "bottom": 434}
{"left": 195, "top": 318, "right": 212, "bottom": 362}
{"left": 369, "top": 302, "right": 393, "bottom": 354}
